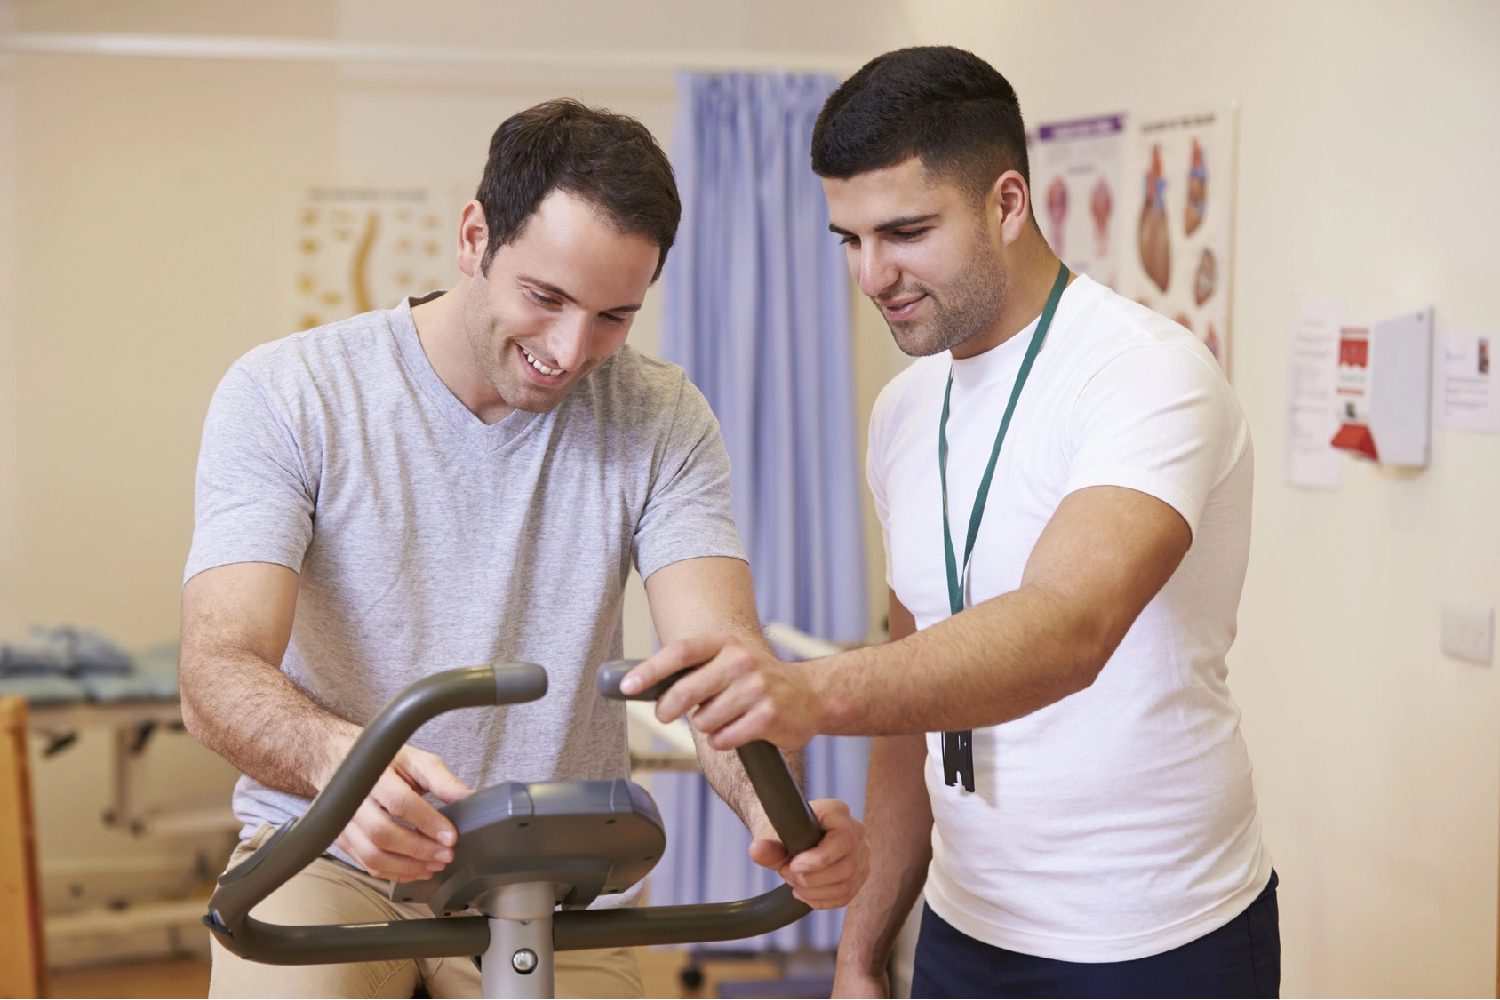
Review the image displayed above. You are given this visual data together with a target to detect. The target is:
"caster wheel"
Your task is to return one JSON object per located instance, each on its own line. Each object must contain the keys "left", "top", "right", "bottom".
{"left": 679, "top": 964, "right": 705, "bottom": 990}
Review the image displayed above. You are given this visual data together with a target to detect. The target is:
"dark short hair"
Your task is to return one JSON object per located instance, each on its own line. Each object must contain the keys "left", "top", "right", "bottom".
{"left": 476, "top": 99, "right": 680, "bottom": 281}
{"left": 812, "top": 47, "right": 1030, "bottom": 200}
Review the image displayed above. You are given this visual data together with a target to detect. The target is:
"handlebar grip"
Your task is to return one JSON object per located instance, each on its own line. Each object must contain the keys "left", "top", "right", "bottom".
{"left": 595, "top": 659, "right": 682, "bottom": 701}
{"left": 492, "top": 660, "right": 549, "bottom": 705}
{"left": 597, "top": 659, "right": 822, "bottom": 858}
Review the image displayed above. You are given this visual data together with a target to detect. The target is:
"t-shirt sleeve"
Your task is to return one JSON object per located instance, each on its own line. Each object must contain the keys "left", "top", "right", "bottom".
{"left": 183, "top": 363, "right": 316, "bottom": 584}
{"left": 633, "top": 378, "right": 747, "bottom": 580}
{"left": 1063, "top": 342, "right": 1237, "bottom": 538}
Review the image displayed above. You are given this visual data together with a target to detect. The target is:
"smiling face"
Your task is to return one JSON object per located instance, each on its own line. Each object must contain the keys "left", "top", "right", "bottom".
{"left": 456, "top": 189, "right": 660, "bottom": 417}
{"left": 824, "top": 157, "right": 1010, "bottom": 360}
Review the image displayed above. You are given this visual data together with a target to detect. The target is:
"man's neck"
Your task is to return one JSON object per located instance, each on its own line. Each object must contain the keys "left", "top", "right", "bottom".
{"left": 409, "top": 289, "right": 458, "bottom": 376}
{"left": 410, "top": 285, "right": 514, "bottom": 424}
{"left": 951, "top": 249, "right": 1069, "bottom": 361}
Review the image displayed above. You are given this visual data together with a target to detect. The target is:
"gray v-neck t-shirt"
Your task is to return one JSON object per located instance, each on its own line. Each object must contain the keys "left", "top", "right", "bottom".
{"left": 186, "top": 294, "right": 745, "bottom": 865}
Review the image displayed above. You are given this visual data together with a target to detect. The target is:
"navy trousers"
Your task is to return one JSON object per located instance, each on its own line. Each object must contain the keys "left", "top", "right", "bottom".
{"left": 911, "top": 872, "right": 1280, "bottom": 998}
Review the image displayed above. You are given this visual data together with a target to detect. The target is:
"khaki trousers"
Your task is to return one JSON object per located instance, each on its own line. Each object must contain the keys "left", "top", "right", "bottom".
{"left": 208, "top": 825, "right": 643, "bottom": 999}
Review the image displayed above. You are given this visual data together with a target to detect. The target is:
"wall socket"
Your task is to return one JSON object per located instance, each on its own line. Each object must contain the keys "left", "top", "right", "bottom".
{"left": 1440, "top": 601, "right": 1494, "bottom": 666}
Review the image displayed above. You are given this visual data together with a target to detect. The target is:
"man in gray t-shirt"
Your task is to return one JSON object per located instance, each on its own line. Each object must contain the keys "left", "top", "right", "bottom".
{"left": 182, "top": 100, "right": 867, "bottom": 999}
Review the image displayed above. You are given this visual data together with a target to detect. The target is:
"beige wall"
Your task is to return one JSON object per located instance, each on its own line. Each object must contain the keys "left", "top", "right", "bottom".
{"left": 6, "top": 11, "right": 344, "bottom": 959}
{"left": 6, "top": 1, "right": 1500, "bottom": 993}
{"left": 1, "top": 2, "right": 18, "bottom": 634}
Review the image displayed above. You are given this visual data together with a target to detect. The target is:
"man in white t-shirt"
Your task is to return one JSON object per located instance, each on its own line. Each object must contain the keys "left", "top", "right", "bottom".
{"left": 626, "top": 47, "right": 1278, "bottom": 997}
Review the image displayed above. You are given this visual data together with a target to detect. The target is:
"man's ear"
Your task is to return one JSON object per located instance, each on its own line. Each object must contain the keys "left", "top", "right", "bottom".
{"left": 456, "top": 201, "right": 489, "bottom": 278}
{"left": 989, "top": 170, "right": 1033, "bottom": 247}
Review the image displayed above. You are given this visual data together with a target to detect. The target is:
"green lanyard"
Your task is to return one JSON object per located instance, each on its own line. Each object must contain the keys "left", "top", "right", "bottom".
{"left": 936, "top": 261, "right": 1068, "bottom": 791}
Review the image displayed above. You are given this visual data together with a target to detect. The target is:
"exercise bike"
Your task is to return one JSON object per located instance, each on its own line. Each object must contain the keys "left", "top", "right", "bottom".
{"left": 204, "top": 660, "right": 822, "bottom": 998}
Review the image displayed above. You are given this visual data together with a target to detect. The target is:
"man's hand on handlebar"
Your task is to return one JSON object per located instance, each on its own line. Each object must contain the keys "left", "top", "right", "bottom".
{"left": 331, "top": 744, "right": 472, "bottom": 882}
{"left": 622, "top": 635, "right": 823, "bottom": 751}
{"left": 750, "top": 798, "right": 868, "bottom": 910}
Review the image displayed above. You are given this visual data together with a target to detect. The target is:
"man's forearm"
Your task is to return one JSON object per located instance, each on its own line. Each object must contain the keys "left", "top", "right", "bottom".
{"left": 807, "top": 487, "right": 1191, "bottom": 739}
{"left": 181, "top": 649, "right": 359, "bottom": 798}
{"left": 812, "top": 584, "right": 1104, "bottom": 737}
{"left": 837, "top": 733, "right": 932, "bottom": 977}
{"left": 693, "top": 727, "right": 804, "bottom": 833}
{"left": 689, "top": 607, "right": 804, "bottom": 831}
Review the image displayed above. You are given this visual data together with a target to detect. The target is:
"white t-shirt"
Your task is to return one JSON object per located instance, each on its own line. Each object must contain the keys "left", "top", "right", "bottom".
{"left": 867, "top": 274, "right": 1272, "bottom": 962}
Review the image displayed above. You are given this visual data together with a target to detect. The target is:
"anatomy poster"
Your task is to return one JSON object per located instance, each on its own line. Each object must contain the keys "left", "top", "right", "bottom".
{"left": 1117, "top": 109, "right": 1237, "bottom": 374}
{"left": 294, "top": 187, "right": 451, "bottom": 331}
{"left": 1029, "top": 114, "right": 1125, "bottom": 289}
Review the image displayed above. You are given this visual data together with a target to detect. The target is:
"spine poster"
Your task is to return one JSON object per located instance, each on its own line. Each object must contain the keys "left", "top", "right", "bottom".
{"left": 294, "top": 187, "right": 451, "bottom": 332}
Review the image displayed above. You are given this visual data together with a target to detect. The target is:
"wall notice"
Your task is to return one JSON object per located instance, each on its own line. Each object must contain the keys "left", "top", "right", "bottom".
{"left": 1437, "top": 331, "right": 1500, "bottom": 433}
{"left": 1284, "top": 297, "right": 1343, "bottom": 489}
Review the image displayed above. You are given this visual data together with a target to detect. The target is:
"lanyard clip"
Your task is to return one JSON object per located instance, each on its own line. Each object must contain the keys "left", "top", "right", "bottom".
{"left": 942, "top": 730, "right": 975, "bottom": 793}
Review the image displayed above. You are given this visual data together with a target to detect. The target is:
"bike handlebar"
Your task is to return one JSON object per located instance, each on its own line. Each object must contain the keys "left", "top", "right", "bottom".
{"left": 205, "top": 660, "right": 820, "bottom": 963}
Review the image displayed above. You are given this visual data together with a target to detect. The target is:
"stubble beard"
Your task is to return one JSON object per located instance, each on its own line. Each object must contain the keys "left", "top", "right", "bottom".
{"left": 461, "top": 278, "right": 542, "bottom": 413}
{"left": 887, "top": 235, "right": 1007, "bottom": 359}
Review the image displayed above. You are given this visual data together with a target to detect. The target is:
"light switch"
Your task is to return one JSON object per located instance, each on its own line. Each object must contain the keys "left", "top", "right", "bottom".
{"left": 1441, "top": 602, "right": 1494, "bottom": 666}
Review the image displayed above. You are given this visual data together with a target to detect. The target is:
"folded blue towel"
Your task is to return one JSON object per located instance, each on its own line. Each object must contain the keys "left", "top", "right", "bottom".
{"left": 0, "top": 626, "right": 134, "bottom": 678}
{"left": 0, "top": 635, "right": 69, "bottom": 676}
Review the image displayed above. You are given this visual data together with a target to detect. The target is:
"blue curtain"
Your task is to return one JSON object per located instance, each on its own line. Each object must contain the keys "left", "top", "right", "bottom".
{"left": 649, "top": 72, "right": 870, "bottom": 951}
